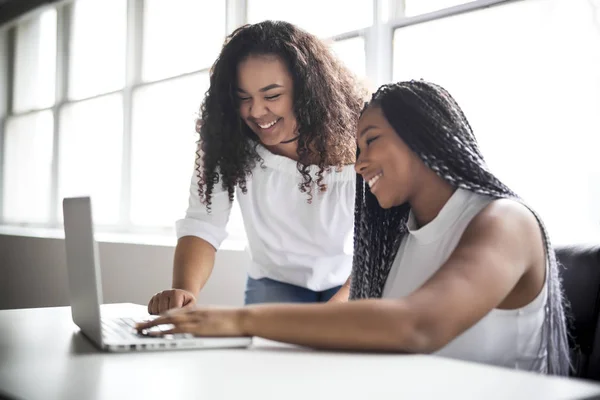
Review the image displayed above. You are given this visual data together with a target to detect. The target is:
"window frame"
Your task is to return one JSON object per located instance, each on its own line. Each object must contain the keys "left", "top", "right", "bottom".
{"left": 0, "top": 0, "right": 519, "bottom": 240}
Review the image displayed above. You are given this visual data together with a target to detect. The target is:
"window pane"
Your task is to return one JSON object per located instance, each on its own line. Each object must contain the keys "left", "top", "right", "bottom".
{"left": 404, "top": 0, "right": 475, "bottom": 16}
{"left": 0, "top": 31, "right": 8, "bottom": 116}
{"left": 130, "top": 74, "right": 245, "bottom": 239}
{"left": 13, "top": 9, "right": 57, "bottom": 112}
{"left": 247, "top": 0, "right": 373, "bottom": 38}
{"left": 3, "top": 112, "right": 53, "bottom": 223}
{"left": 142, "top": 0, "right": 226, "bottom": 81}
{"left": 393, "top": 0, "right": 600, "bottom": 244}
{"left": 330, "top": 37, "right": 366, "bottom": 81}
{"left": 130, "top": 74, "right": 207, "bottom": 228}
{"left": 58, "top": 94, "right": 123, "bottom": 225}
{"left": 69, "top": 0, "right": 126, "bottom": 100}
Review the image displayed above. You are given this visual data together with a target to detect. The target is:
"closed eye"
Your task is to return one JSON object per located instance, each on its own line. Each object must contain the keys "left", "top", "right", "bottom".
{"left": 238, "top": 97, "right": 251, "bottom": 101}
{"left": 366, "top": 136, "right": 380, "bottom": 145}
{"left": 266, "top": 94, "right": 281, "bottom": 100}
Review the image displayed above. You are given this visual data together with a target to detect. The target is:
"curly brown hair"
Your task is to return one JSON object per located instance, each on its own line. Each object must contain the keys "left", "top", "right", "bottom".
{"left": 196, "top": 20, "right": 365, "bottom": 208}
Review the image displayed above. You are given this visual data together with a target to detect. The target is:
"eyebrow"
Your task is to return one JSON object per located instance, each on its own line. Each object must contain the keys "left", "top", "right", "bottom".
{"left": 236, "top": 84, "right": 284, "bottom": 93}
{"left": 358, "top": 125, "right": 379, "bottom": 138}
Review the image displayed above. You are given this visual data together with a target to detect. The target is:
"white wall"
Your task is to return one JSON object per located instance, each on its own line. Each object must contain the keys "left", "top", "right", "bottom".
{"left": 0, "top": 233, "right": 249, "bottom": 310}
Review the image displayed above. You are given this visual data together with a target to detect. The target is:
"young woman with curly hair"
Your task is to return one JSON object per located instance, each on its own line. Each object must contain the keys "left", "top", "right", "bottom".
{"left": 147, "top": 20, "right": 365, "bottom": 313}
{"left": 139, "top": 80, "right": 570, "bottom": 375}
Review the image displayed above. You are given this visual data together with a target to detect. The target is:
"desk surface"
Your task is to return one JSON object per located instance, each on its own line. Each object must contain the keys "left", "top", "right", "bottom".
{"left": 1, "top": 304, "right": 600, "bottom": 400}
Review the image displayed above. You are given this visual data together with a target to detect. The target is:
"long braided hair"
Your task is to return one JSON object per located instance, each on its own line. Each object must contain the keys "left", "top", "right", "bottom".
{"left": 349, "top": 80, "right": 570, "bottom": 375}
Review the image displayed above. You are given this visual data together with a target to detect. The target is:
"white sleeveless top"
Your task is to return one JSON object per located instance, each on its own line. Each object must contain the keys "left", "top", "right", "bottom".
{"left": 382, "top": 189, "right": 547, "bottom": 371}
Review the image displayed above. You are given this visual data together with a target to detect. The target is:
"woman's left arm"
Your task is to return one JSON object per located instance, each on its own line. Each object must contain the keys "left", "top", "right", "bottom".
{"left": 137, "top": 200, "right": 543, "bottom": 353}
{"left": 326, "top": 277, "right": 351, "bottom": 303}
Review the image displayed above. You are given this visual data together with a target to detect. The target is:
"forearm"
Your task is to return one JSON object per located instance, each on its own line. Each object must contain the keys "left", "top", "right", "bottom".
{"left": 241, "top": 299, "right": 428, "bottom": 352}
{"left": 172, "top": 236, "right": 216, "bottom": 296}
{"left": 328, "top": 276, "right": 351, "bottom": 303}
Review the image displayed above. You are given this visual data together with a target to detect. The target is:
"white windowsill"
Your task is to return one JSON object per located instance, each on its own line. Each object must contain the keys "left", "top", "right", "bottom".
{"left": 0, "top": 225, "right": 248, "bottom": 251}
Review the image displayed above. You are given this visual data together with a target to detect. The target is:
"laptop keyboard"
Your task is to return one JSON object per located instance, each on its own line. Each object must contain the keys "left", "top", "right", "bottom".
{"left": 102, "top": 317, "right": 146, "bottom": 341}
{"left": 102, "top": 317, "right": 193, "bottom": 342}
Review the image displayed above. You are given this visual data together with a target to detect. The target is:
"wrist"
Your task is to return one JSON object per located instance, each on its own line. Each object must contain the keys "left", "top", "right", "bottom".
{"left": 237, "top": 306, "right": 255, "bottom": 336}
{"left": 172, "top": 286, "right": 197, "bottom": 297}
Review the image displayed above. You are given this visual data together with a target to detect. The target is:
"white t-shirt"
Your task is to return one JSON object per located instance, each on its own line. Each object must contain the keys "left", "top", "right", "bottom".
{"left": 383, "top": 188, "right": 547, "bottom": 372}
{"left": 176, "top": 144, "right": 356, "bottom": 291}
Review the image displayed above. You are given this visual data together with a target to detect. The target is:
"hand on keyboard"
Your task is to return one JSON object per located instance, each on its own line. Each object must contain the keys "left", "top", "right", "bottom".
{"left": 147, "top": 289, "right": 197, "bottom": 315}
{"left": 135, "top": 306, "right": 246, "bottom": 338}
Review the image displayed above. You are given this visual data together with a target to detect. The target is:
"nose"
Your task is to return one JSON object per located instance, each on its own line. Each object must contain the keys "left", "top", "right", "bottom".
{"left": 355, "top": 151, "right": 367, "bottom": 175}
{"left": 249, "top": 99, "right": 268, "bottom": 120}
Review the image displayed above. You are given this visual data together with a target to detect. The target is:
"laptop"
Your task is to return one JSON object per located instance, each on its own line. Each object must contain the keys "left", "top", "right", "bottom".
{"left": 62, "top": 196, "right": 253, "bottom": 352}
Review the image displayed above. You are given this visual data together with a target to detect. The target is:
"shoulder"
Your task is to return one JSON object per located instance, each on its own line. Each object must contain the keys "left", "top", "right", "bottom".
{"left": 471, "top": 198, "right": 540, "bottom": 236}
{"left": 463, "top": 197, "right": 544, "bottom": 263}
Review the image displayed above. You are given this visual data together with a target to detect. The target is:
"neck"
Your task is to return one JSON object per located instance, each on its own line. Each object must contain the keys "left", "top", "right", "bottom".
{"left": 408, "top": 170, "right": 456, "bottom": 228}
{"left": 280, "top": 135, "right": 299, "bottom": 144}
{"left": 264, "top": 138, "right": 299, "bottom": 161}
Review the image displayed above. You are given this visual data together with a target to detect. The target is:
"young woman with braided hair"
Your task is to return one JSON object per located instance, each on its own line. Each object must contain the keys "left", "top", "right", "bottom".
{"left": 138, "top": 80, "right": 570, "bottom": 375}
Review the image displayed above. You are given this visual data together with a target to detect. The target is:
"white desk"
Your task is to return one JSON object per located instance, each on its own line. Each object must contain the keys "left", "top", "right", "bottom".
{"left": 1, "top": 304, "right": 600, "bottom": 400}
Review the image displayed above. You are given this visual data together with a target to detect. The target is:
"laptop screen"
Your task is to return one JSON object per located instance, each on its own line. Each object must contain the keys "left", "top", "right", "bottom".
{"left": 62, "top": 196, "right": 104, "bottom": 346}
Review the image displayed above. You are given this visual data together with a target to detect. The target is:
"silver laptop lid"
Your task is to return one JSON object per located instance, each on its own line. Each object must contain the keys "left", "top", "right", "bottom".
{"left": 62, "top": 197, "right": 104, "bottom": 346}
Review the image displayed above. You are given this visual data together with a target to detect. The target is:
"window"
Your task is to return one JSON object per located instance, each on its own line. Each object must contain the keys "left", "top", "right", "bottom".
{"left": 142, "top": 0, "right": 226, "bottom": 82}
{"left": 247, "top": 0, "right": 373, "bottom": 38}
{"left": 0, "top": 31, "right": 7, "bottom": 116}
{"left": 3, "top": 112, "right": 54, "bottom": 223}
{"left": 330, "top": 37, "right": 367, "bottom": 80}
{"left": 13, "top": 9, "right": 56, "bottom": 113}
{"left": 393, "top": 0, "right": 600, "bottom": 243}
{"left": 130, "top": 73, "right": 207, "bottom": 228}
{"left": 247, "top": 1, "right": 370, "bottom": 90}
{"left": 404, "top": 0, "right": 476, "bottom": 16}
{"left": 2, "top": 0, "right": 598, "bottom": 248}
{"left": 58, "top": 94, "right": 123, "bottom": 225}
{"left": 130, "top": 72, "right": 245, "bottom": 238}
{"left": 69, "top": 0, "right": 126, "bottom": 100}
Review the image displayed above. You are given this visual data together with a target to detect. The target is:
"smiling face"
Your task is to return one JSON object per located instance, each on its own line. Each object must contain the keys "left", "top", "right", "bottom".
{"left": 355, "top": 105, "right": 424, "bottom": 209}
{"left": 237, "top": 54, "right": 298, "bottom": 147}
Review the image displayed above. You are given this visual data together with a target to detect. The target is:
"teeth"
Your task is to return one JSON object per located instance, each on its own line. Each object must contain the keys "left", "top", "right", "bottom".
{"left": 368, "top": 173, "right": 382, "bottom": 189}
{"left": 258, "top": 119, "right": 278, "bottom": 129}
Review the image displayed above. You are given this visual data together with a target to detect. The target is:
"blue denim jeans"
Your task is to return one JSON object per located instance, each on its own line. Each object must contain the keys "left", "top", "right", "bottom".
{"left": 244, "top": 276, "right": 342, "bottom": 305}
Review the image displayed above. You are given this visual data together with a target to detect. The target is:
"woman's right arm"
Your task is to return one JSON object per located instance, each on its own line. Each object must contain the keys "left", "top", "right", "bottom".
{"left": 148, "top": 153, "right": 233, "bottom": 315}
{"left": 148, "top": 236, "right": 217, "bottom": 315}
{"left": 172, "top": 236, "right": 217, "bottom": 297}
